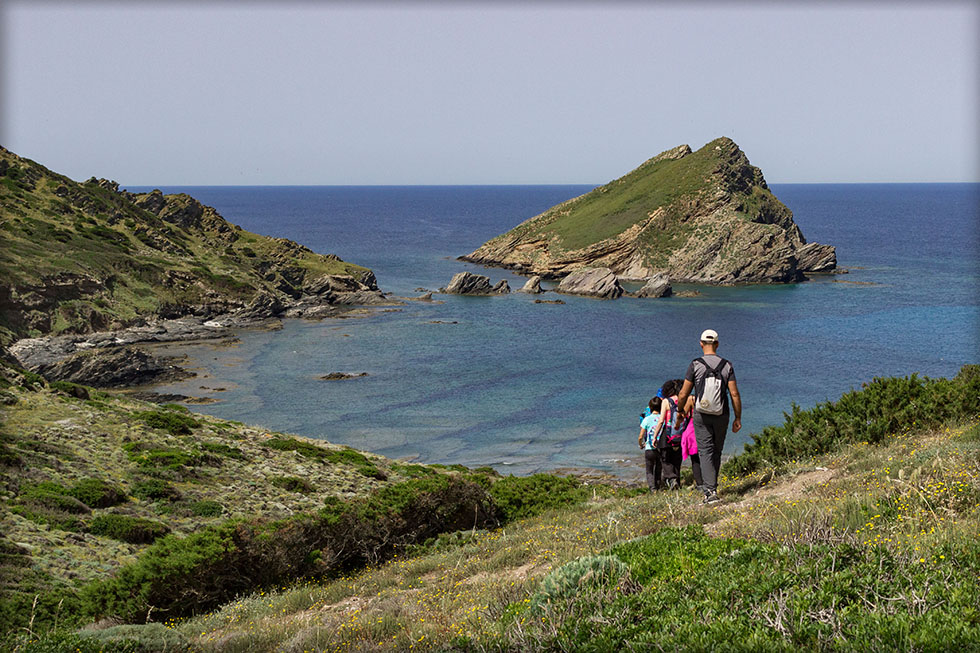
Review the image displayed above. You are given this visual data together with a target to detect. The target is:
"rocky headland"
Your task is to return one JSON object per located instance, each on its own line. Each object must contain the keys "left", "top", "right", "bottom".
{"left": 460, "top": 137, "right": 837, "bottom": 285}
{"left": 0, "top": 146, "right": 394, "bottom": 385}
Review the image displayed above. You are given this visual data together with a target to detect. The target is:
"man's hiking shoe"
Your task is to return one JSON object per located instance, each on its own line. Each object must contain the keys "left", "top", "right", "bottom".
{"left": 703, "top": 492, "right": 721, "bottom": 504}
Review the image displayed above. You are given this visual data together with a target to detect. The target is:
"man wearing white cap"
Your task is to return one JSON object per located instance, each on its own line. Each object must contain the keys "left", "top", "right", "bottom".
{"left": 674, "top": 329, "right": 741, "bottom": 504}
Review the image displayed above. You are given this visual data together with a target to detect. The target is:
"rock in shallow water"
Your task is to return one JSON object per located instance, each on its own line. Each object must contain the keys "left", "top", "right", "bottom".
{"left": 319, "top": 372, "right": 369, "bottom": 381}
{"left": 445, "top": 272, "right": 494, "bottom": 295}
{"left": 518, "top": 275, "right": 544, "bottom": 294}
{"left": 633, "top": 274, "right": 672, "bottom": 298}
{"left": 555, "top": 268, "right": 624, "bottom": 299}
{"left": 491, "top": 279, "right": 511, "bottom": 294}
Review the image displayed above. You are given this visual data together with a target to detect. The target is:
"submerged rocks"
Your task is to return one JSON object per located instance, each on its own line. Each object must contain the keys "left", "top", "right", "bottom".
{"left": 556, "top": 268, "right": 624, "bottom": 299}
{"left": 319, "top": 372, "right": 369, "bottom": 381}
{"left": 633, "top": 274, "right": 672, "bottom": 298}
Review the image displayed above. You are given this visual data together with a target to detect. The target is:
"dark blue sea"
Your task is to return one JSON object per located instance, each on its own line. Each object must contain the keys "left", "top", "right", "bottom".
{"left": 131, "top": 184, "right": 980, "bottom": 477}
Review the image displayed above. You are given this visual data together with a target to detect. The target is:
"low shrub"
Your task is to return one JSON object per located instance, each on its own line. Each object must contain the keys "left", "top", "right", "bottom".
{"left": 200, "top": 441, "right": 245, "bottom": 459}
{"left": 123, "top": 442, "right": 199, "bottom": 471}
{"left": 88, "top": 513, "right": 170, "bottom": 544}
{"left": 264, "top": 437, "right": 386, "bottom": 479}
{"left": 130, "top": 479, "right": 181, "bottom": 502}
{"left": 135, "top": 410, "right": 200, "bottom": 436}
{"left": 19, "top": 481, "right": 91, "bottom": 514}
{"left": 0, "top": 442, "right": 23, "bottom": 468}
{"left": 488, "top": 473, "right": 590, "bottom": 522}
{"left": 529, "top": 555, "right": 630, "bottom": 613}
{"left": 391, "top": 463, "right": 437, "bottom": 478}
{"left": 270, "top": 475, "right": 315, "bottom": 493}
{"left": 49, "top": 380, "right": 91, "bottom": 399}
{"left": 20, "top": 370, "right": 46, "bottom": 391}
{"left": 727, "top": 365, "right": 980, "bottom": 477}
{"left": 4, "top": 631, "right": 145, "bottom": 653}
{"left": 68, "top": 477, "right": 127, "bottom": 508}
{"left": 11, "top": 481, "right": 89, "bottom": 530}
{"left": 81, "top": 475, "right": 498, "bottom": 623}
{"left": 189, "top": 500, "right": 224, "bottom": 517}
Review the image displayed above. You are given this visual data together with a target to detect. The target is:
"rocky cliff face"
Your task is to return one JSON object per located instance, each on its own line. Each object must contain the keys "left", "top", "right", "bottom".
{"left": 460, "top": 138, "right": 836, "bottom": 284}
{"left": 0, "top": 146, "right": 384, "bottom": 345}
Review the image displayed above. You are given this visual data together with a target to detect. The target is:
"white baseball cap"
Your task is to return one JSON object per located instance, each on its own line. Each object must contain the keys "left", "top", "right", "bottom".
{"left": 700, "top": 329, "right": 718, "bottom": 343}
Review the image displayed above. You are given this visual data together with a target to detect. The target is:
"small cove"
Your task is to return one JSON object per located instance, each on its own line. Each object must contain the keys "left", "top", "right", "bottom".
{"left": 137, "top": 184, "right": 980, "bottom": 477}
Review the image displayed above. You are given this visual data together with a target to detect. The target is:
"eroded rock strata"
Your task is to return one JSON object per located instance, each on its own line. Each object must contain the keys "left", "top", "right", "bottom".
{"left": 461, "top": 138, "right": 836, "bottom": 285}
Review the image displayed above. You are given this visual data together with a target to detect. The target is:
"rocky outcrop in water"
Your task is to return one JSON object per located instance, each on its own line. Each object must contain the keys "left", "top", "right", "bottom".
{"left": 460, "top": 138, "right": 837, "bottom": 285}
{"left": 518, "top": 276, "right": 544, "bottom": 294}
{"left": 555, "top": 268, "right": 624, "bottom": 299}
{"left": 445, "top": 272, "right": 494, "bottom": 295}
{"left": 319, "top": 372, "right": 369, "bottom": 381}
{"left": 633, "top": 274, "right": 672, "bottom": 298}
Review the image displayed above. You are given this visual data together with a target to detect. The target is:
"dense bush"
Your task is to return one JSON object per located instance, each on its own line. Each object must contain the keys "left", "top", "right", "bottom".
{"left": 264, "top": 437, "right": 386, "bottom": 479}
{"left": 13, "top": 482, "right": 90, "bottom": 530}
{"left": 135, "top": 410, "right": 200, "bottom": 436}
{"left": 81, "top": 475, "right": 498, "bottom": 623}
{"left": 189, "top": 500, "right": 224, "bottom": 517}
{"left": 123, "top": 442, "right": 200, "bottom": 471}
{"left": 200, "top": 441, "right": 245, "bottom": 459}
{"left": 68, "top": 477, "right": 127, "bottom": 509}
{"left": 130, "top": 479, "right": 181, "bottom": 502}
{"left": 727, "top": 365, "right": 980, "bottom": 477}
{"left": 487, "top": 473, "right": 590, "bottom": 522}
{"left": 88, "top": 514, "right": 170, "bottom": 544}
{"left": 270, "top": 475, "right": 315, "bottom": 493}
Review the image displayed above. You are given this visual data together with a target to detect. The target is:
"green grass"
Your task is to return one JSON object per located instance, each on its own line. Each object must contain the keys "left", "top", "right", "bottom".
{"left": 496, "top": 137, "right": 775, "bottom": 253}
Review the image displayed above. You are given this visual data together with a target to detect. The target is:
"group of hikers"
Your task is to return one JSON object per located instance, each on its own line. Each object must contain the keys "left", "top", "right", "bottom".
{"left": 638, "top": 329, "right": 741, "bottom": 504}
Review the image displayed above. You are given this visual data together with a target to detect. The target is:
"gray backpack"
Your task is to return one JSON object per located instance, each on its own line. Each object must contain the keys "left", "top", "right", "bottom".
{"left": 695, "top": 357, "right": 728, "bottom": 415}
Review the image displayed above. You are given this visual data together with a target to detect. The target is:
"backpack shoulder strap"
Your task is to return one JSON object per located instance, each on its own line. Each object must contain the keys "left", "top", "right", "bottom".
{"left": 709, "top": 357, "right": 728, "bottom": 374}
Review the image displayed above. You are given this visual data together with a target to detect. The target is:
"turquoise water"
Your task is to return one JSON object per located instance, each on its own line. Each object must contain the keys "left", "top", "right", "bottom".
{"left": 136, "top": 184, "right": 980, "bottom": 475}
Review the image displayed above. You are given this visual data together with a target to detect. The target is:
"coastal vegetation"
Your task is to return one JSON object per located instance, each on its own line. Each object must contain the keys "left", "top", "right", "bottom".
{"left": 0, "top": 146, "right": 374, "bottom": 345}
{"left": 2, "top": 353, "right": 977, "bottom": 650}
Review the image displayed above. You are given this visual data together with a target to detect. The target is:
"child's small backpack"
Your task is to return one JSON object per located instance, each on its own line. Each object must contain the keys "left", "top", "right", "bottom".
{"left": 661, "top": 398, "right": 688, "bottom": 449}
{"left": 695, "top": 357, "right": 728, "bottom": 415}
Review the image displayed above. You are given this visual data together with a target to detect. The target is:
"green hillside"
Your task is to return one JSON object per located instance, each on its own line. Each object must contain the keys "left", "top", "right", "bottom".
{"left": 3, "top": 362, "right": 977, "bottom": 651}
{"left": 525, "top": 138, "right": 791, "bottom": 252}
{"left": 0, "top": 147, "right": 372, "bottom": 345}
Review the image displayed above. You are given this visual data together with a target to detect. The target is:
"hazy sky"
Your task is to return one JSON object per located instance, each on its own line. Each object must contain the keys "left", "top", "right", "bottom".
{"left": 2, "top": 1, "right": 977, "bottom": 185}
